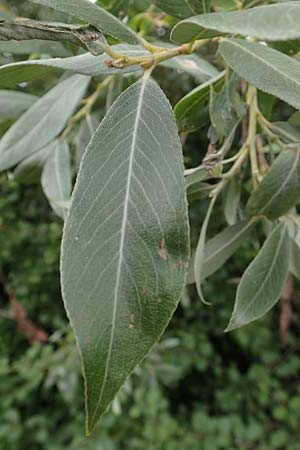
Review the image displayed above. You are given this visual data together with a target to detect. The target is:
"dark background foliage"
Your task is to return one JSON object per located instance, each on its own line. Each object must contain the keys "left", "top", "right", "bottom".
{"left": 1, "top": 0, "right": 300, "bottom": 449}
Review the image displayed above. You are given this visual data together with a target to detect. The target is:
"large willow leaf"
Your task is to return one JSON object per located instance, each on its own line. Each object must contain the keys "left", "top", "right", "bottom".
{"left": 226, "top": 224, "right": 290, "bottom": 331}
{"left": 30, "top": 0, "right": 139, "bottom": 44}
{"left": 219, "top": 39, "right": 300, "bottom": 112}
{"left": 246, "top": 147, "right": 300, "bottom": 220}
{"left": 171, "top": 2, "right": 300, "bottom": 43}
{"left": 61, "top": 76, "right": 189, "bottom": 433}
{"left": 0, "top": 74, "right": 90, "bottom": 170}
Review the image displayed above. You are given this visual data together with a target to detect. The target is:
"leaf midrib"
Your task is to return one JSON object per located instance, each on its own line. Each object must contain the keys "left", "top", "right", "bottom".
{"left": 258, "top": 151, "right": 299, "bottom": 215}
{"left": 89, "top": 76, "right": 148, "bottom": 428}
{"left": 222, "top": 39, "right": 300, "bottom": 106}
{"left": 204, "top": 220, "right": 253, "bottom": 267}
{"left": 233, "top": 225, "right": 286, "bottom": 326}
{"left": 0, "top": 76, "right": 83, "bottom": 159}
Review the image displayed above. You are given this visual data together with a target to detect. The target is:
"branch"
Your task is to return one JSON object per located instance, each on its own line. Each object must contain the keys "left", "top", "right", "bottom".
{"left": 100, "top": 39, "right": 209, "bottom": 69}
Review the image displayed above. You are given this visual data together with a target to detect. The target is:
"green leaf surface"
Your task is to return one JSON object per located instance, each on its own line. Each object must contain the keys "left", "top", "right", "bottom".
{"left": 0, "top": 74, "right": 90, "bottom": 171}
{"left": 0, "top": 90, "right": 37, "bottom": 120}
{"left": 76, "top": 115, "right": 99, "bottom": 169}
{"left": 194, "top": 197, "right": 216, "bottom": 304}
{"left": 13, "top": 145, "right": 52, "bottom": 184}
{"left": 171, "top": 2, "right": 300, "bottom": 43}
{"left": 61, "top": 76, "right": 189, "bottom": 433}
{"left": 224, "top": 177, "right": 240, "bottom": 226}
{"left": 185, "top": 165, "right": 210, "bottom": 188}
{"left": 0, "top": 43, "right": 218, "bottom": 88}
{"left": 0, "top": 20, "right": 106, "bottom": 55}
{"left": 0, "top": 45, "right": 143, "bottom": 88}
{"left": 209, "top": 72, "right": 244, "bottom": 144}
{"left": 246, "top": 147, "right": 300, "bottom": 220}
{"left": 41, "top": 140, "right": 72, "bottom": 219}
{"left": 289, "top": 235, "right": 300, "bottom": 280}
{"left": 186, "top": 181, "right": 213, "bottom": 203}
{"left": 29, "top": 0, "right": 139, "bottom": 44}
{"left": 188, "top": 219, "right": 254, "bottom": 284}
{"left": 0, "top": 39, "right": 69, "bottom": 56}
{"left": 160, "top": 51, "right": 219, "bottom": 82}
{"left": 226, "top": 224, "right": 290, "bottom": 331}
{"left": 219, "top": 39, "right": 300, "bottom": 112}
{"left": 270, "top": 121, "right": 300, "bottom": 143}
{"left": 151, "top": 0, "right": 202, "bottom": 19}
{"left": 174, "top": 71, "right": 224, "bottom": 132}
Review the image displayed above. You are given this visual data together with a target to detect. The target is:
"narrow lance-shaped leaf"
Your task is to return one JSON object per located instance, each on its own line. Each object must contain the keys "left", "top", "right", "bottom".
{"left": 224, "top": 177, "right": 240, "bottom": 226}
{"left": 0, "top": 39, "right": 69, "bottom": 56}
{"left": 0, "top": 20, "right": 106, "bottom": 55}
{"left": 13, "top": 144, "right": 52, "bottom": 185}
{"left": 0, "top": 43, "right": 219, "bottom": 89}
{"left": 175, "top": 71, "right": 224, "bottom": 132}
{"left": 0, "top": 90, "right": 37, "bottom": 120}
{"left": 171, "top": 2, "right": 300, "bottom": 43}
{"left": 0, "top": 45, "right": 144, "bottom": 88}
{"left": 41, "top": 141, "right": 72, "bottom": 219}
{"left": 194, "top": 198, "right": 216, "bottom": 304}
{"left": 29, "top": 0, "right": 140, "bottom": 44}
{"left": 219, "top": 39, "right": 300, "bottom": 112}
{"left": 61, "top": 76, "right": 190, "bottom": 433}
{"left": 188, "top": 219, "right": 254, "bottom": 284}
{"left": 246, "top": 147, "right": 300, "bottom": 220}
{"left": 0, "top": 74, "right": 90, "bottom": 171}
{"left": 226, "top": 223, "right": 290, "bottom": 332}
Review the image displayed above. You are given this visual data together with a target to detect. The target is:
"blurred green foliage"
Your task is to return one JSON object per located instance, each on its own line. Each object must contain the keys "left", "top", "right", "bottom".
{"left": 1, "top": 0, "right": 300, "bottom": 449}
{"left": 1, "top": 175, "right": 300, "bottom": 450}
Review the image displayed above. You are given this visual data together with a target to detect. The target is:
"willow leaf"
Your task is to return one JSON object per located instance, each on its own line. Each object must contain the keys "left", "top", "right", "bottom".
{"left": 226, "top": 224, "right": 290, "bottom": 331}
{"left": 29, "top": 0, "right": 139, "bottom": 44}
{"left": 0, "top": 74, "right": 90, "bottom": 170}
{"left": 0, "top": 90, "right": 37, "bottom": 120}
{"left": 0, "top": 45, "right": 143, "bottom": 88}
{"left": 41, "top": 141, "right": 72, "bottom": 219}
{"left": 171, "top": 2, "right": 300, "bottom": 43}
{"left": 246, "top": 147, "right": 300, "bottom": 220}
{"left": 61, "top": 76, "right": 189, "bottom": 433}
{"left": 219, "top": 39, "right": 300, "bottom": 112}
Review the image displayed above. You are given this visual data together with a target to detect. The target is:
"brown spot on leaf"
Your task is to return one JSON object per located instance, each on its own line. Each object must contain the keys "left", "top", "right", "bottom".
{"left": 130, "top": 313, "right": 135, "bottom": 323}
{"left": 158, "top": 238, "right": 168, "bottom": 260}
